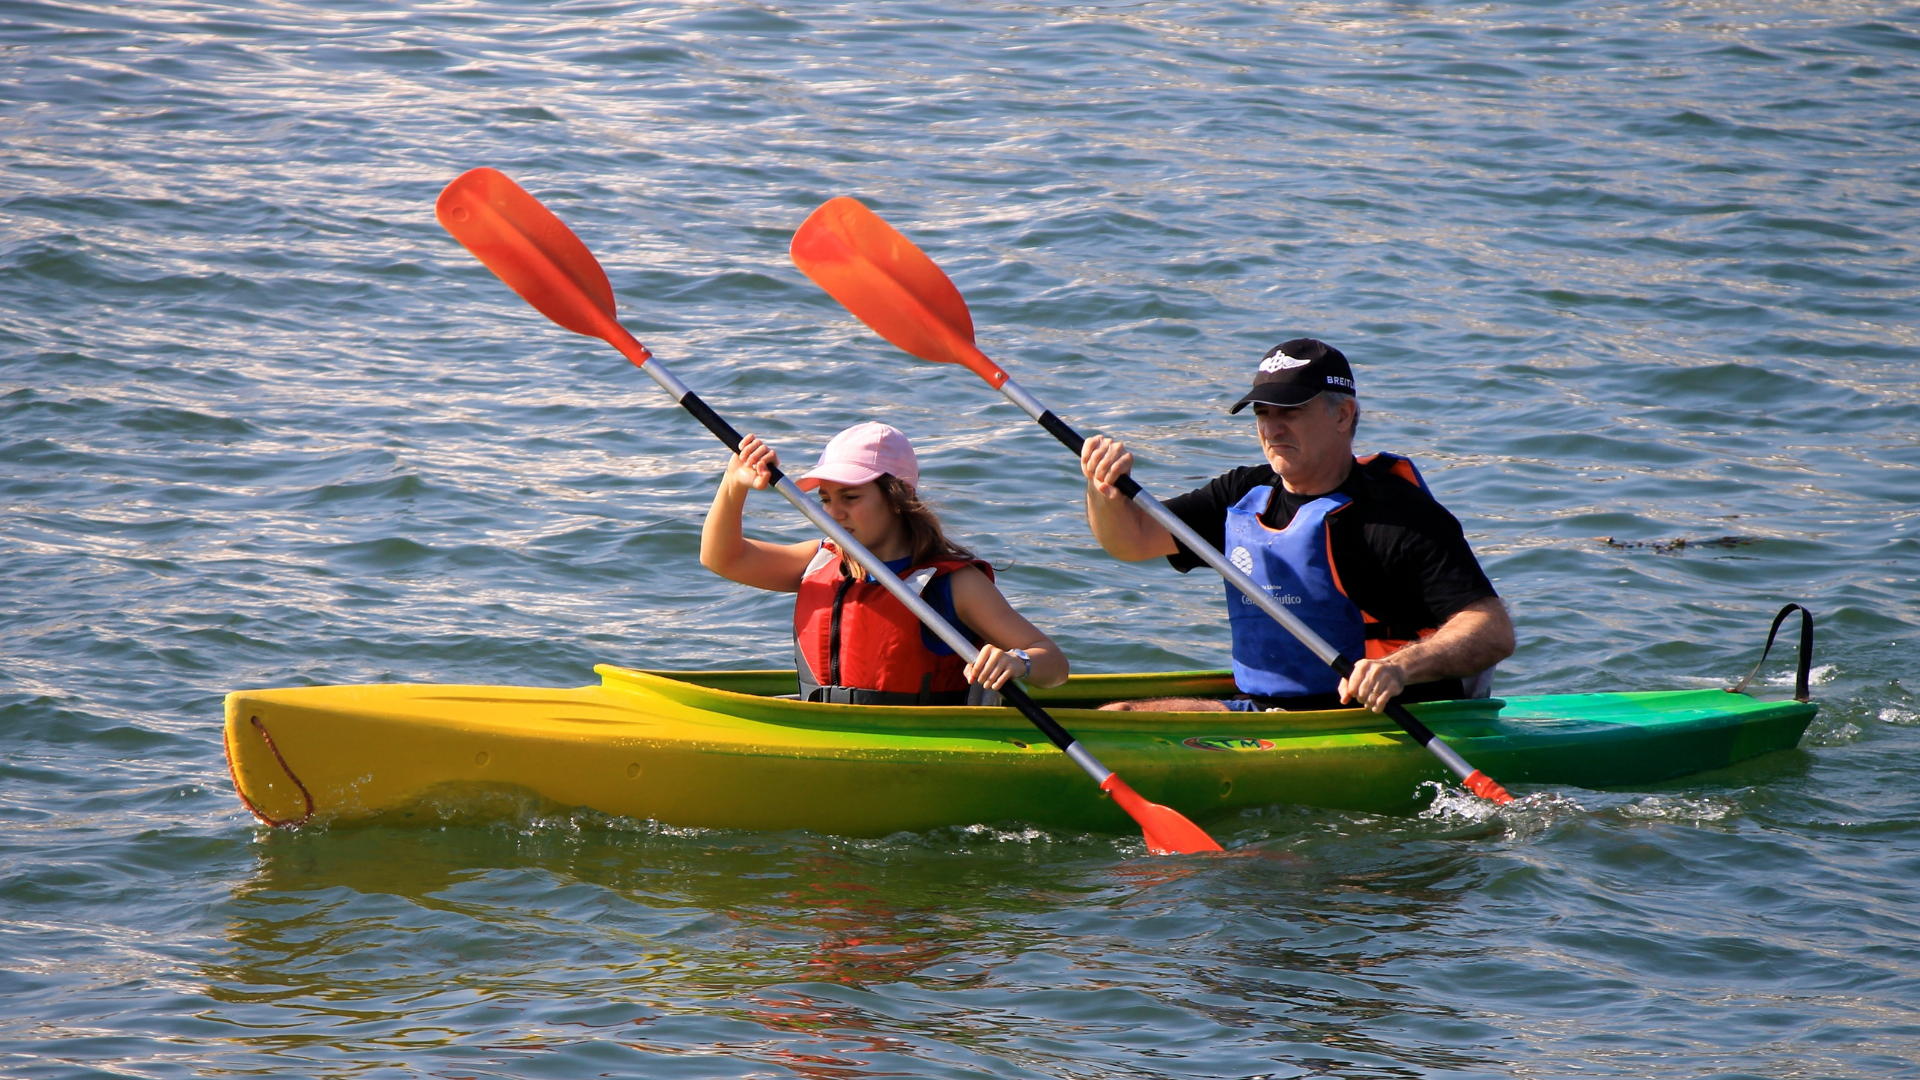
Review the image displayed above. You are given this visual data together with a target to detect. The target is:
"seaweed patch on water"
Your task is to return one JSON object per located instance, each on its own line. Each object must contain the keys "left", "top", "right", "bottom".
{"left": 1603, "top": 535, "right": 1762, "bottom": 554}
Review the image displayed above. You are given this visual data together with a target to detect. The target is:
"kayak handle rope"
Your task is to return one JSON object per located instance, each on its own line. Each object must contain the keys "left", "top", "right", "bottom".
{"left": 1729, "top": 603, "right": 1815, "bottom": 703}
{"left": 231, "top": 715, "right": 315, "bottom": 828}
{"left": 1004, "top": 379, "right": 1513, "bottom": 804}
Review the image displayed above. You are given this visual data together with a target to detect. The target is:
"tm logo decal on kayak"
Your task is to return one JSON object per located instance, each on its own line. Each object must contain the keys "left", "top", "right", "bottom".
{"left": 1183, "top": 736, "right": 1277, "bottom": 752}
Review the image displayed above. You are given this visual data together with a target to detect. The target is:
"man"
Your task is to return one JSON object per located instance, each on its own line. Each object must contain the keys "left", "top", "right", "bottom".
{"left": 1081, "top": 338, "right": 1514, "bottom": 713}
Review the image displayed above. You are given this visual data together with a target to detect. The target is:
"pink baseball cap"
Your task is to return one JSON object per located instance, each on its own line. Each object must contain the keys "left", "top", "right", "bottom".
{"left": 795, "top": 422, "right": 919, "bottom": 491}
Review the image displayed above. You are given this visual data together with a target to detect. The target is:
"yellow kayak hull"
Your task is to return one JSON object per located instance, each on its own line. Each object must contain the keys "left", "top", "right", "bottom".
{"left": 223, "top": 666, "right": 1814, "bottom": 834}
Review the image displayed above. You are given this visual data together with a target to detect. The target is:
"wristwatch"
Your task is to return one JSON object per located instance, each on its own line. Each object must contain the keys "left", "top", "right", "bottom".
{"left": 1009, "top": 649, "right": 1033, "bottom": 680}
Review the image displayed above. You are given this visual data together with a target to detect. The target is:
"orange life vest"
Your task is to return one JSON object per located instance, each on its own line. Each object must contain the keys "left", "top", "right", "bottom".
{"left": 793, "top": 542, "right": 995, "bottom": 706}
{"left": 1336, "top": 453, "right": 1440, "bottom": 661}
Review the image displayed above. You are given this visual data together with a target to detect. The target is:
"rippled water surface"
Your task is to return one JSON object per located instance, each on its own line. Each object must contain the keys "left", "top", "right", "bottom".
{"left": 5, "top": 1, "right": 1920, "bottom": 1076}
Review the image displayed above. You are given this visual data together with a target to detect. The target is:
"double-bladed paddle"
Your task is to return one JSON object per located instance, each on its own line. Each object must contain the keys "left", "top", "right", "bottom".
{"left": 789, "top": 196, "right": 1513, "bottom": 805}
{"left": 435, "top": 168, "right": 1224, "bottom": 854}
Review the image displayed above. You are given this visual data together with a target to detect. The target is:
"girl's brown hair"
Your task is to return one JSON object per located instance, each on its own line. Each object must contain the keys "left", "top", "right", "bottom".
{"left": 840, "top": 474, "right": 974, "bottom": 573}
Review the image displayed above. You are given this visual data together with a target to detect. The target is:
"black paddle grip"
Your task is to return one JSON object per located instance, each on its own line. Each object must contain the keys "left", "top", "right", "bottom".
{"left": 1036, "top": 410, "right": 1085, "bottom": 454}
{"left": 1384, "top": 702, "right": 1439, "bottom": 748}
{"left": 680, "top": 392, "right": 746, "bottom": 454}
{"left": 1038, "top": 411, "right": 1142, "bottom": 498}
{"left": 1330, "top": 654, "right": 1439, "bottom": 748}
{"left": 1001, "top": 682, "right": 1076, "bottom": 753}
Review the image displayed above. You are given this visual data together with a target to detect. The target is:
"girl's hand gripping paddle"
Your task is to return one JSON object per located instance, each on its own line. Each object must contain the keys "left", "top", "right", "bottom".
{"left": 789, "top": 196, "right": 1513, "bottom": 806}
{"left": 436, "top": 168, "right": 1223, "bottom": 855}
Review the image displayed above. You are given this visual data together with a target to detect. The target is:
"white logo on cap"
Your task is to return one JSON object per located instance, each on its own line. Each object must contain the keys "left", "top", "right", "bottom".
{"left": 1327, "top": 375, "right": 1353, "bottom": 388}
{"left": 1230, "top": 546, "right": 1255, "bottom": 576}
{"left": 1258, "top": 351, "right": 1310, "bottom": 373}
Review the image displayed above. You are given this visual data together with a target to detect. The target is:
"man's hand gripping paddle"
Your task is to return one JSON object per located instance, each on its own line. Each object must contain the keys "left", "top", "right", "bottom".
{"left": 789, "top": 196, "right": 1513, "bottom": 806}
{"left": 436, "top": 168, "right": 1223, "bottom": 855}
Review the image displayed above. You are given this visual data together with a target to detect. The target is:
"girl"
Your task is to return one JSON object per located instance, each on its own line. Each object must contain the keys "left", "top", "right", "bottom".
{"left": 700, "top": 422, "right": 1068, "bottom": 705}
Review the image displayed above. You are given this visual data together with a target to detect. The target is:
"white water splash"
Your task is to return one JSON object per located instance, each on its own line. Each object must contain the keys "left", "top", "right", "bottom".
{"left": 1679, "top": 663, "right": 1837, "bottom": 691}
{"left": 1768, "top": 663, "right": 1836, "bottom": 686}
{"left": 1806, "top": 719, "right": 1864, "bottom": 747}
{"left": 506, "top": 808, "right": 724, "bottom": 840}
{"left": 1417, "top": 781, "right": 1586, "bottom": 835}
{"left": 1620, "top": 794, "right": 1740, "bottom": 823}
{"left": 957, "top": 823, "right": 1055, "bottom": 844}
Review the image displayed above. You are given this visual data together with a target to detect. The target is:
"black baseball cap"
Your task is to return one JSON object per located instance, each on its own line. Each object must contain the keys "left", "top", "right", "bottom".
{"left": 1228, "top": 338, "right": 1356, "bottom": 413}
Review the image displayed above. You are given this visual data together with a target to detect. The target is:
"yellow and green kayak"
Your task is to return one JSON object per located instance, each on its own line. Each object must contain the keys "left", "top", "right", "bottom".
{"left": 223, "top": 665, "right": 1816, "bottom": 834}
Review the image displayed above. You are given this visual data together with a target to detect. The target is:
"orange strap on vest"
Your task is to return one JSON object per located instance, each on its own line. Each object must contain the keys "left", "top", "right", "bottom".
{"left": 1329, "top": 454, "right": 1440, "bottom": 660}
{"left": 1356, "top": 451, "right": 1431, "bottom": 495}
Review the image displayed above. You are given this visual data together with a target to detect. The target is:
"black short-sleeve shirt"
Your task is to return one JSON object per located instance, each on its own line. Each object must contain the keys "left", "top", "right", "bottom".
{"left": 1162, "top": 457, "right": 1497, "bottom": 640}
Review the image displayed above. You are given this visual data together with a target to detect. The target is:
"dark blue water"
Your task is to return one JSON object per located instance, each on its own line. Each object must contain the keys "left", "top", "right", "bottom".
{"left": 5, "top": 1, "right": 1919, "bottom": 1076}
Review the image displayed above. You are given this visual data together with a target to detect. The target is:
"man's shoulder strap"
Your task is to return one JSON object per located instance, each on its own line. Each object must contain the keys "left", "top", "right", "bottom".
{"left": 1355, "top": 452, "right": 1432, "bottom": 497}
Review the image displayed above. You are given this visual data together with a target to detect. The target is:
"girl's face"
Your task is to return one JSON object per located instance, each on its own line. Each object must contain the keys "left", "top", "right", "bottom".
{"left": 817, "top": 480, "right": 905, "bottom": 552}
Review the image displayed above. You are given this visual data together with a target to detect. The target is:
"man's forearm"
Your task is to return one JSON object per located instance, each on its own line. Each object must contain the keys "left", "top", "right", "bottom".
{"left": 1085, "top": 486, "right": 1177, "bottom": 561}
{"left": 1390, "top": 597, "right": 1516, "bottom": 683}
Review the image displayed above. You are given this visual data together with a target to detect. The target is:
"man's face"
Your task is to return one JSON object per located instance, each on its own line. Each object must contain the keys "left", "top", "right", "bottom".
{"left": 1253, "top": 397, "right": 1355, "bottom": 483}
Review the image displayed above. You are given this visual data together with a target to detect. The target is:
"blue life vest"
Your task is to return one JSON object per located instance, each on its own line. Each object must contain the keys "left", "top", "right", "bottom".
{"left": 1223, "top": 486, "right": 1365, "bottom": 698}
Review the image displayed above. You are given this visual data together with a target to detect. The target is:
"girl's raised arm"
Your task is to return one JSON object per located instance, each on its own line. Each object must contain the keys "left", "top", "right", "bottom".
{"left": 699, "top": 434, "right": 819, "bottom": 593}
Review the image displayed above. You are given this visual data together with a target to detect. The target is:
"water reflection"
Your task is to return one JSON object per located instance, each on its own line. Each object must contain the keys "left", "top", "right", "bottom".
{"left": 206, "top": 815, "right": 1509, "bottom": 1076}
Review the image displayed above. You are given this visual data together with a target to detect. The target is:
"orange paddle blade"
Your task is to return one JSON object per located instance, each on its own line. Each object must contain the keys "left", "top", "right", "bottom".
{"left": 437, "top": 168, "right": 629, "bottom": 348}
{"left": 790, "top": 197, "right": 1008, "bottom": 387}
{"left": 1101, "top": 775, "right": 1224, "bottom": 855}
